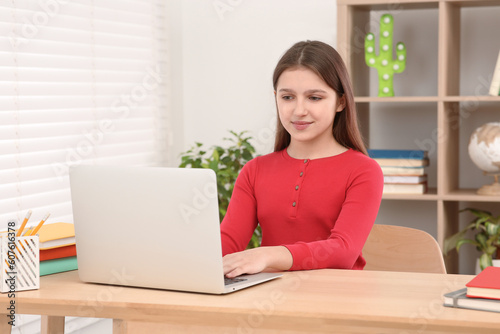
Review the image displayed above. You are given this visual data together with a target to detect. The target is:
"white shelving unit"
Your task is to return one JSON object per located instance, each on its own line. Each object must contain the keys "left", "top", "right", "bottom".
{"left": 337, "top": 0, "right": 500, "bottom": 272}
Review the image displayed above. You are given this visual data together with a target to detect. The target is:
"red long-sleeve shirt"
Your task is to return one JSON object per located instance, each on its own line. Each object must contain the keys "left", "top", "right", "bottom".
{"left": 220, "top": 148, "right": 384, "bottom": 270}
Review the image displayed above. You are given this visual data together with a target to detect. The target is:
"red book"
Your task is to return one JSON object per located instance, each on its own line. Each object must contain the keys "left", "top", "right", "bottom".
{"left": 466, "top": 266, "right": 500, "bottom": 300}
{"left": 39, "top": 244, "right": 77, "bottom": 262}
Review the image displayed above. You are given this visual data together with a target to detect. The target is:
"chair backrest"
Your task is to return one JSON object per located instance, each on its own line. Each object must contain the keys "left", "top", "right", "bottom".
{"left": 362, "top": 224, "right": 447, "bottom": 274}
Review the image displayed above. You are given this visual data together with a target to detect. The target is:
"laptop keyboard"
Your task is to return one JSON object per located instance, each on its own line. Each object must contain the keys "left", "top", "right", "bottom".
{"left": 224, "top": 277, "right": 248, "bottom": 286}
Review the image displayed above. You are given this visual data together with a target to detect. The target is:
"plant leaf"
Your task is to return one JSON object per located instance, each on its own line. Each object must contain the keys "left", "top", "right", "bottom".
{"left": 443, "top": 230, "right": 468, "bottom": 254}
{"left": 475, "top": 217, "right": 489, "bottom": 229}
{"left": 475, "top": 233, "right": 488, "bottom": 252}
{"left": 242, "top": 150, "right": 253, "bottom": 161}
{"left": 461, "top": 207, "right": 492, "bottom": 219}
{"left": 485, "top": 245, "right": 497, "bottom": 256}
{"left": 212, "top": 149, "right": 220, "bottom": 162}
{"left": 443, "top": 223, "right": 476, "bottom": 254}
{"left": 456, "top": 239, "right": 478, "bottom": 252}
{"left": 485, "top": 222, "right": 500, "bottom": 237}
{"left": 479, "top": 253, "right": 493, "bottom": 271}
{"left": 208, "top": 159, "right": 219, "bottom": 172}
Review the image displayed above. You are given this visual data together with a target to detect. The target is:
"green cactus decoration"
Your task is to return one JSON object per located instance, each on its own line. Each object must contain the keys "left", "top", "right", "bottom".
{"left": 365, "top": 14, "right": 406, "bottom": 97}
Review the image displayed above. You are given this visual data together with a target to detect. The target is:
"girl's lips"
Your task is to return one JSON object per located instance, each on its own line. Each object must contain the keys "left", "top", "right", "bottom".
{"left": 292, "top": 121, "right": 312, "bottom": 130}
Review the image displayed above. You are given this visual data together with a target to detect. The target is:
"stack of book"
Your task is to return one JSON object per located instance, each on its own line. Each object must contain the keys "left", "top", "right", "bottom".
{"left": 368, "top": 149, "right": 429, "bottom": 194}
{"left": 37, "top": 222, "right": 78, "bottom": 276}
{"left": 444, "top": 266, "right": 500, "bottom": 313}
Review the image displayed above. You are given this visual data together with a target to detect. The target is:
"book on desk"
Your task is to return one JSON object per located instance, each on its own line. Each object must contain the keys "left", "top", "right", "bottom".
{"left": 444, "top": 289, "right": 500, "bottom": 313}
{"left": 35, "top": 222, "right": 78, "bottom": 276}
{"left": 444, "top": 266, "right": 500, "bottom": 313}
{"left": 466, "top": 266, "right": 500, "bottom": 300}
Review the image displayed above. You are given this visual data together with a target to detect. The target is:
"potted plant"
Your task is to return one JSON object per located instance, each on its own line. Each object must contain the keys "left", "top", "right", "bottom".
{"left": 179, "top": 130, "right": 261, "bottom": 248}
{"left": 444, "top": 208, "right": 500, "bottom": 272}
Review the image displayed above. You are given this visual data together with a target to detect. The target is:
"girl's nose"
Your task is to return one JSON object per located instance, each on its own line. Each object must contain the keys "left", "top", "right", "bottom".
{"left": 293, "top": 98, "right": 308, "bottom": 116}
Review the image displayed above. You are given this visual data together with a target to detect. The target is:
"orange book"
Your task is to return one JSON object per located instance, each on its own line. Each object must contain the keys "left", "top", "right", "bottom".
{"left": 466, "top": 266, "right": 500, "bottom": 300}
{"left": 27, "top": 222, "right": 76, "bottom": 250}
{"left": 40, "top": 244, "right": 77, "bottom": 261}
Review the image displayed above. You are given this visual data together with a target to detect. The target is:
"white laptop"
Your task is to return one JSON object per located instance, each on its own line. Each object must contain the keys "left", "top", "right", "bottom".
{"left": 69, "top": 165, "right": 281, "bottom": 294}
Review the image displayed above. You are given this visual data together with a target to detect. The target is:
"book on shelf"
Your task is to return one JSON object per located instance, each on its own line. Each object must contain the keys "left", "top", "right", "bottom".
{"left": 368, "top": 149, "right": 429, "bottom": 167}
{"left": 40, "top": 256, "right": 78, "bottom": 276}
{"left": 489, "top": 50, "right": 500, "bottom": 96}
{"left": 374, "top": 158, "right": 429, "bottom": 167}
{"left": 367, "top": 149, "right": 428, "bottom": 160}
{"left": 444, "top": 288, "right": 500, "bottom": 313}
{"left": 380, "top": 166, "right": 426, "bottom": 176}
{"left": 384, "top": 174, "right": 427, "bottom": 184}
{"left": 466, "top": 266, "right": 500, "bottom": 300}
{"left": 383, "top": 182, "right": 427, "bottom": 194}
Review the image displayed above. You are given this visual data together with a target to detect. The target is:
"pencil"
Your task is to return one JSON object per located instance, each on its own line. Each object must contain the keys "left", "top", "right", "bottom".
{"left": 23, "top": 228, "right": 33, "bottom": 236}
{"left": 29, "top": 213, "right": 50, "bottom": 236}
{"left": 16, "top": 210, "right": 32, "bottom": 237}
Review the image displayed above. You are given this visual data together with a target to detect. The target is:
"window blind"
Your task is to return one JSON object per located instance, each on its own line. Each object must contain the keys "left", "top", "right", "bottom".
{"left": 0, "top": 0, "right": 170, "bottom": 228}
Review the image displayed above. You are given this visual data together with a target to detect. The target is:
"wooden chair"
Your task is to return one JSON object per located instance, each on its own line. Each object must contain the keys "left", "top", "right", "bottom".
{"left": 362, "top": 224, "right": 447, "bottom": 274}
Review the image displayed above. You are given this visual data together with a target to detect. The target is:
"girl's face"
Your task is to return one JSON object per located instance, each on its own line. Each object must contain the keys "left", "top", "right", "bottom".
{"left": 275, "top": 67, "right": 345, "bottom": 148}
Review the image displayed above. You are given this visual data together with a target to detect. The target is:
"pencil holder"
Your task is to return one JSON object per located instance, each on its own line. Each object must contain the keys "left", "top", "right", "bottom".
{"left": 0, "top": 235, "right": 40, "bottom": 293}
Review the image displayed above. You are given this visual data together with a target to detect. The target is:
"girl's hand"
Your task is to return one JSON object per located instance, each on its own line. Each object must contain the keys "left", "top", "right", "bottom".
{"left": 223, "top": 246, "right": 293, "bottom": 278}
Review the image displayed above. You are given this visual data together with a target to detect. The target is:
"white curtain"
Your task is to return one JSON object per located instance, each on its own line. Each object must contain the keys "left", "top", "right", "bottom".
{"left": 0, "top": 0, "right": 170, "bottom": 229}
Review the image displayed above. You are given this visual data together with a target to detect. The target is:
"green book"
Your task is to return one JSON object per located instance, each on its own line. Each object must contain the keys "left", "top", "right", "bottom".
{"left": 40, "top": 256, "right": 78, "bottom": 276}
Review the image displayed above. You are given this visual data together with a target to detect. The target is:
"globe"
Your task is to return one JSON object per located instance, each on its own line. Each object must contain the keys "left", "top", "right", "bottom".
{"left": 468, "top": 122, "right": 500, "bottom": 195}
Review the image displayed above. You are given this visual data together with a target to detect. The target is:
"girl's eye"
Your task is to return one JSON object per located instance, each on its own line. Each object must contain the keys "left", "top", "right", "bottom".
{"left": 281, "top": 95, "right": 293, "bottom": 100}
{"left": 309, "top": 96, "right": 322, "bottom": 101}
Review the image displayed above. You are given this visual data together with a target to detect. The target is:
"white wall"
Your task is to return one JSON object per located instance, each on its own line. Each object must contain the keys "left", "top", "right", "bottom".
{"left": 168, "top": 0, "right": 337, "bottom": 160}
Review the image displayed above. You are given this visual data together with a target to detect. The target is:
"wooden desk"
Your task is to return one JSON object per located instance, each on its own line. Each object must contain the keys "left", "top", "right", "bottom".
{"left": 1, "top": 269, "right": 499, "bottom": 333}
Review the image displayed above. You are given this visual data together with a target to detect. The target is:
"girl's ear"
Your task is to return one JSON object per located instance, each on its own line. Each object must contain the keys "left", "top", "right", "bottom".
{"left": 336, "top": 95, "right": 346, "bottom": 112}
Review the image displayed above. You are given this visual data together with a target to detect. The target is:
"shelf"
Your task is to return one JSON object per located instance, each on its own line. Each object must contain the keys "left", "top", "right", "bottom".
{"left": 339, "top": 0, "right": 500, "bottom": 275}
{"left": 444, "top": 189, "right": 500, "bottom": 202}
{"left": 337, "top": 0, "right": 438, "bottom": 9}
{"left": 354, "top": 96, "right": 500, "bottom": 103}
{"left": 354, "top": 96, "right": 439, "bottom": 103}
{"left": 441, "top": 96, "right": 500, "bottom": 102}
{"left": 382, "top": 188, "right": 500, "bottom": 202}
{"left": 338, "top": 0, "right": 500, "bottom": 8}
{"left": 452, "top": 0, "right": 500, "bottom": 8}
{"left": 382, "top": 188, "right": 438, "bottom": 200}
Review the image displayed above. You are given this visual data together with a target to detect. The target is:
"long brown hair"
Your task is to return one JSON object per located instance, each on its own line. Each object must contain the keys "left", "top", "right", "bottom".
{"left": 272, "top": 40, "right": 367, "bottom": 155}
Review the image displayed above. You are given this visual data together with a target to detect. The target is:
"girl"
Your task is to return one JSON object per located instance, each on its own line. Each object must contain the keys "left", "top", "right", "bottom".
{"left": 221, "top": 40, "right": 383, "bottom": 278}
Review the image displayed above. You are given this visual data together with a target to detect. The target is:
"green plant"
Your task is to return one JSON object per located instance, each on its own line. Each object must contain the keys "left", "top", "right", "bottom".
{"left": 444, "top": 208, "right": 500, "bottom": 271}
{"left": 365, "top": 13, "right": 406, "bottom": 97}
{"left": 179, "top": 130, "right": 261, "bottom": 248}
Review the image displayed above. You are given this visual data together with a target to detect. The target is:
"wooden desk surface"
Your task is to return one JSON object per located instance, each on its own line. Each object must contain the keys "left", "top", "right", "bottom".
{"left": 1, "top": 269, "right": 499, "bottom": 333}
